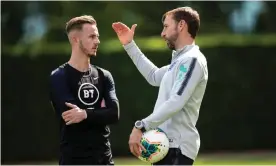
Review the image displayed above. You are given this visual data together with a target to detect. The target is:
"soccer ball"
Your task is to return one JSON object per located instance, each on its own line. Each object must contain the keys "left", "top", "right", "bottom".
{"left": 138, "top": 128, "right": 169, "bottom": 164}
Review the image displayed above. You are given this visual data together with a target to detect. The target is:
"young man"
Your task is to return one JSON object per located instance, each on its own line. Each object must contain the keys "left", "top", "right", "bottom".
{"left": 50, "top": 15, "right": 120, "bottom": 165}
{"left": 112, "top": 7, "right": 208, "bottom": 165}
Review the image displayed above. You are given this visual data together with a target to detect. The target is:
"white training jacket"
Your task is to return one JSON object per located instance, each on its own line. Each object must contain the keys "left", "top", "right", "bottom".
{"left": 123, "top": 40, "right": 208, "bottom": 160}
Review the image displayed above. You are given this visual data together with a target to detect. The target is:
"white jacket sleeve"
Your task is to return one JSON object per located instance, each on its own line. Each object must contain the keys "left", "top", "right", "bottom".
{"left": 123, "top": 40, "right": 168, "bottom": 87}
{"left": 142, "top": 57, "right": 203, "bottom": 130}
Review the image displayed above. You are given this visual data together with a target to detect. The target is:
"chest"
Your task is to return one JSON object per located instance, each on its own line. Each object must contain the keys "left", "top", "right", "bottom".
{"left": 68, "top": 69, "right": 104, "bottom": 108}
{"left": 160, "top": 60, "right": 178, "bottom": 89}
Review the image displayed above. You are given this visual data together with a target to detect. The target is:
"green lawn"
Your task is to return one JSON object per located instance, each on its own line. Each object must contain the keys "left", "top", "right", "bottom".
{"left": 12, "top": 152, "right": 276, "bottom": 165}
{"left": 114, "top": 153, "right": 276, "bottom": 165}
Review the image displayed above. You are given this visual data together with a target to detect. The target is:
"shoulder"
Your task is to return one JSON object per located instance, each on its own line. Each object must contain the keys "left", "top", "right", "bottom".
{"left": 176, "top": 56, "right": 198, "bottom": 70}
{"left": 178, "top": 47, "right": 206, "bottom": 68}
{"left": 93, "top": 66, "right": 116, "bottom": 87}
{"left": 50, "top": 63, "right": 67, "bottom": 81}
{"left": 93, "top": 65, "right": 113, "bottom": 78}
{"left": 172, "top": 50, "right": 207, "bottom": 78}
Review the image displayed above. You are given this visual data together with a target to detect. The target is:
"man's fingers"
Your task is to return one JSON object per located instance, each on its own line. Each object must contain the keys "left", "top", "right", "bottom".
{"left": 112, "top": 22, "right": 121, "bottom": 32}
{"left": 112, "top": 23, "right": 118, "bottom": 31}
{"left": 129, "top": 144, "right": 135, "bottom": 156}
{"left": 66, "top": 120, "right": 72, "bottom": 125}
{"left": 63, "top": 113, "right": 73, "bottom": 122}
{"left": 66, "top": 117, "right": 76, "bottom": 125}
{"left": 65, "top": 102, "right": 77, "bottom": 108}
{"left": 115, "top": 22, "right": 127, "bottom": 28}
{"left": 139, "top": 143, "right": 146, "bottom": 152}
{"left": 63, "top": 114, "right": 72, "bottom": 120}
{"left": 63, "top": 116, "right": 72, "bottom": 122}
{"left": 112, "top": 22, "right": 131, "bottom": 32}
{"left": 62, "top": 110, "right": 73, "bottom": 117}
{"left": 131, "top": 24, "right": 137, "bottom": 33}
{"left": 133, "top": 144, "right": 141, "bottom": 157}
{"left": 62, "top": 111, "right": 70, "bottom": 117}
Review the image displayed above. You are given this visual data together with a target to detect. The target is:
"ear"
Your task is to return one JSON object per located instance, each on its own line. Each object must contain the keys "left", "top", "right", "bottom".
{"left": 72, "top": 36, "right": 78, "bottom": 43}
{"left": 179, "top": 20, "right": 186, "bottom": 31}
{"left": 68, "top": 31, "right": 80, "bottom": 44}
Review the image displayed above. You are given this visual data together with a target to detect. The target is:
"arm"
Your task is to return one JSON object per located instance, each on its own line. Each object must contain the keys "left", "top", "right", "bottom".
{"left": 141, "top": 57, "right": 203, "bottom": 130}
{"left": 49, "top": 70, "right": 78, "bottom": 117}
{"left": 84, "top": 70, "right": 120, "bottom": 125}
{"left": 49, "top": 69, "right": 119, "bottom": 125}
{"left": 123, "top": 40, "right": 168, "bottom": 86}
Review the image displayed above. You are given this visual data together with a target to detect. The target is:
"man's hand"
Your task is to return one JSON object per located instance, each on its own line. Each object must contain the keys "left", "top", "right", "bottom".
{"left": 129, "top": 127, "right": 146, "bottom": 157}
{"left": 62, "top": 102, "right": 87, "bottom": 125}
{"left": 112, "top": 22, "right": 137, "bottom": 45}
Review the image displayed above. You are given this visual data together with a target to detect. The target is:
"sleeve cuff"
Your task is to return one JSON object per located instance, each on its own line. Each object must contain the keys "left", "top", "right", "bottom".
{"left": 141, "top": 119, "right": 151, "bottom": 131}
{"left": 123, "top": 40, "right": 136, "bottom": 51}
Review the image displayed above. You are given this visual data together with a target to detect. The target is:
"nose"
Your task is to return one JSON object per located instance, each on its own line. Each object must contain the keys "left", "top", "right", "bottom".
{"left": 96, "top": 38, "right": 100, "bottom": 44}
{"left": 161, "top": 31, "right": 165, "bottom": 38}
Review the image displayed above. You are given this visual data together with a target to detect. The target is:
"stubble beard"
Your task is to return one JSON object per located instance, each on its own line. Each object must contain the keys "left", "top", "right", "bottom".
{"left": 79, "top": 40, "right": 95, "bottom": 57}
{"left": 166, "top": 28, "right": 179, "bottom": 50}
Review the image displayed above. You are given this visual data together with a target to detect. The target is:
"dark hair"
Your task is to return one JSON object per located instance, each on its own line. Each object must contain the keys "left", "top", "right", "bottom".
{"left": 65, "top": 15, "right": 96, "bottom": 34}
{"left": 162, "top": 7, "right": 200, "bottom": 38}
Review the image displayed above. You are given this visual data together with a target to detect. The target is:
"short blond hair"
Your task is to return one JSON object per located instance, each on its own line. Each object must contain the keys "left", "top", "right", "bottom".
{"left": 65, "top": 15, "right": 97, "bottom": 34}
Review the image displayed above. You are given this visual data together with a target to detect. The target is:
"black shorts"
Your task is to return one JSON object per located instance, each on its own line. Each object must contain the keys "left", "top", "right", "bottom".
{"left": 153, "top": 148, "right": 194, "bottom": 165}
{"left": 59, "top": 151, "right": 114, "bottom": 165}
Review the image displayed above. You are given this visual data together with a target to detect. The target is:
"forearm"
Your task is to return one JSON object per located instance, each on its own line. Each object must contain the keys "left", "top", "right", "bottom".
{"left": 85, "top": 99, "right": 120, "bottom": 125}
{"left": 123, "top": 40, "right": 162, "bottom": 86}
{"left": 142, "top": 95, "right": 184, "bottom": 130}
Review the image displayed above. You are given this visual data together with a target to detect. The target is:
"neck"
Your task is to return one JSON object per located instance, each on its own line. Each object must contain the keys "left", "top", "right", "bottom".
{"left": 68, "top": 49, "right": 90, "bottom": 72}
{"left": 175, "top": 35, "right": 195, "bottom": 50}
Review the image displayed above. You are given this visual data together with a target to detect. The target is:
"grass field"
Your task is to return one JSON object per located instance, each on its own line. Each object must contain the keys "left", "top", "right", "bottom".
{"left": 12, "top": 152, "right": 276, "bottom": 165}
{"left": 114, "top": 152, "right": 276, "bottom": 165}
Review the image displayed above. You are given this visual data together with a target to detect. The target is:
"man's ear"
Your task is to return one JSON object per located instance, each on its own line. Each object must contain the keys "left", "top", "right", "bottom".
{"left": 72, "top": 36, "right": 78, "bottom": 43}
{"left": 179, "top": 20, "right": 186, "bottom": 31}
{"left": 69, "top": 31, "right": 80, "bottom": 44}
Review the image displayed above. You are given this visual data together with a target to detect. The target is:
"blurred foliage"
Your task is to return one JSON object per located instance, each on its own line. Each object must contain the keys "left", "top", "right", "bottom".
{"left": 2, "top": 1, "right": 276, "bottom": 47}
{"left": 3, "top": 34, "right": 276, "bottom": 57}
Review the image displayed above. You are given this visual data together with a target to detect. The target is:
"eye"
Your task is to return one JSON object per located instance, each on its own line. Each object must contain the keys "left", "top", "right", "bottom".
{"left": 89, "top": 35, "right": 99, "bottom": 39}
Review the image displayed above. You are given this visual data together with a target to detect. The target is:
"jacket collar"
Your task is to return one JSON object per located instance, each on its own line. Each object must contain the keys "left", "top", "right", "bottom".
{"left": 172, "top": 43, "right": 198, "bottom": 61}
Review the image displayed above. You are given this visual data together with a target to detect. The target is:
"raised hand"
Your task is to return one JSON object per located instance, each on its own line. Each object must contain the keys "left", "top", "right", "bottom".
{"left": 112, "top": 22, "right": 137, "bottom": 45}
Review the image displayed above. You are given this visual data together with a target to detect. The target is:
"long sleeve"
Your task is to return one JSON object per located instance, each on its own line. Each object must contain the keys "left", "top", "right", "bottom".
{"left": 85, "top": 70, "right": 120, "bottom": 125}
{"left": 142, "top": 57, "right": 203, "bottom": 130}
{"left": 50, "top": 70, "right": 78, "bottom": 117}
{"left": 49, "top": 69, "right": 119, "bottom": 125}
{"left": 123, "top": 40, "right": 168, "bottom": 86}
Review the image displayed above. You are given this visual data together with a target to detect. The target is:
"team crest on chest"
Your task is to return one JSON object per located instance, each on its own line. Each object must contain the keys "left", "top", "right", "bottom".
{"left": 78, "top": 83, "right": 99, "bottom": 105}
